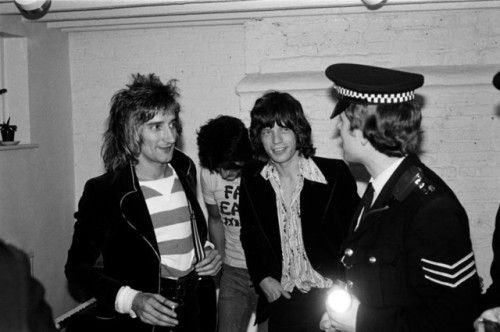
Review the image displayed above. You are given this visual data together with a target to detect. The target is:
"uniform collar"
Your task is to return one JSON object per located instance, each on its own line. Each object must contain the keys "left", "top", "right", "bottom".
{"left": 370, "top": 156, "right": 406, "bottom": 203}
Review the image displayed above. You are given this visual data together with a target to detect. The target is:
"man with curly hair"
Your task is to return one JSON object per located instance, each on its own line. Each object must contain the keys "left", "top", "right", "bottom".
{"left": 65, "top": 73, "right": 221, "bottom": 332}
{"left": 239, "top": 91, "right": 359, "bottom": 332}
{"left": 197, "top": 115, "right": 267, "bottom": 332}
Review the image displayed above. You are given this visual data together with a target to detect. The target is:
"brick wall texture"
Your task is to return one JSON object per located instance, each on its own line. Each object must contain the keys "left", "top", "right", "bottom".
{"left": 70, "top": 6, "right": 500, "bottom": 297}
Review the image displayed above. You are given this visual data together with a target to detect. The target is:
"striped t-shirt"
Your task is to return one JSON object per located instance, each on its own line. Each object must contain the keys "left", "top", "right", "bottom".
{"left": 140, "top": 165, "right": 194, "bottom": 279}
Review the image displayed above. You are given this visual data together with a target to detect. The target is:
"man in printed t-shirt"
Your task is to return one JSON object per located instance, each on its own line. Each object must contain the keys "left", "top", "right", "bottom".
{"left": 198, "top": 115, "right": 267, "bottom": 332}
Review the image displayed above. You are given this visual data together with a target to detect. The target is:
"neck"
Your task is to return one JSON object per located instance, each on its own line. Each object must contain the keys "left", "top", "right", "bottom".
{"left": 364, "top": 153, "right": 401, "bottom": 179}
{"left": 272, "top": 154, "right": 301, "bottom": 180}
{"left": 135, "top": 163, "right": 170, "bottom": 181}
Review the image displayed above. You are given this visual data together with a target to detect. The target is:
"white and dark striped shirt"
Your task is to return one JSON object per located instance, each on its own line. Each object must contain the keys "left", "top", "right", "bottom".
{"left": 140, "top": 165, "right": 194, "bottom": 279}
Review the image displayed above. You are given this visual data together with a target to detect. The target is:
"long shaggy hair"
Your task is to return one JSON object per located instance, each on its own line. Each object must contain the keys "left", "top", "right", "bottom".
{"left": 249, "top": 91, "right": 315, "bottom": 162}
{"left": 197, "top": 115, "right": 252, "bottom": 172}
{"left": 101, "top": 73, "right": 181, "bottom": 172}
{"left": 345, "top": 101, "right": 422, "bottom": 157}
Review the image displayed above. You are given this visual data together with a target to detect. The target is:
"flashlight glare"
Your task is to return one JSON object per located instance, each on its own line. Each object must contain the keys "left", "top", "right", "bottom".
{"left": 327, "top": 288, "right": 352, "bottom": 313}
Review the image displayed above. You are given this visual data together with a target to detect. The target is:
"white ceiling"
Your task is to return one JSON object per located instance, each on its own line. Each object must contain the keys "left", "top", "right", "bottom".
{"left": 0, "top": 0, "right": 498, "bottom": 32}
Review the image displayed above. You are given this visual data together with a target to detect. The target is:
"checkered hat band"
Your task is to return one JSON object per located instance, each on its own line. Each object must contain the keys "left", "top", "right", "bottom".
{"left": 333, "top": 83, "right": 415, "bottom": 103}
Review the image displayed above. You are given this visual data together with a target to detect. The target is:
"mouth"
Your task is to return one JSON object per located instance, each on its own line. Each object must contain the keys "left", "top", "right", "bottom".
{"left": 157, "top": 145, "right": 174, "bottom": 154}
{"left": 272, "top": 147, "right": 287, "bottom": 154}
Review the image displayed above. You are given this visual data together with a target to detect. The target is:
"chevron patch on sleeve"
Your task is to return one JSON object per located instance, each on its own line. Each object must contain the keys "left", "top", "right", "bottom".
{"left": 421, "top": 252, "right": 477, "bottom": 288}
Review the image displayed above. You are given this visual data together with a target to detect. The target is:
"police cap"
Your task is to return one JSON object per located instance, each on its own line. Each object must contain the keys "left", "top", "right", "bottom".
{"left": 325, "top": 63, "right": 424, "bottom": 118}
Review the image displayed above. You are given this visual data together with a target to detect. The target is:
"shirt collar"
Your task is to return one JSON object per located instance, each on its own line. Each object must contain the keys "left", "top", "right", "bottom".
{"left": 370, "top": 156, "right": 406, "bottom": 201}
{"left": 260, "top": 156, "right": 327, "bottom": 184}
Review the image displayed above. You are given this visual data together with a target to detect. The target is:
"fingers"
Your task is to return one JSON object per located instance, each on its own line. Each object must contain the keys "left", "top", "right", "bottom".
{"left": 259, "top": 277, "right": 290, "bottom": 302}
{"left": 132, "top": 293, "right": 179, "bottom": 327}
{"left": 319, "top": 312, "right": 335, "bottom": 331}
{"left": 280, "top": 288, "right": 292, "bottom": 300}
{"left": 195, "top": 249, "right": 222, "bottom": 276}
{"left": 473, "top": 318, "right": 485, "bottom": 332}
{"left": 264, "top": 290, "right": 280, "bottom": 303}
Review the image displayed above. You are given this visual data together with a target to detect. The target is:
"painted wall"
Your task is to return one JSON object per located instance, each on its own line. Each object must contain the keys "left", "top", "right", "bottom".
{"left": 0, "top": 16, "right": 75, "bottom": 316}
{"left": 70, "top": 25, "right": 246, "bottom": 198}
{"left": 236, "top": 8, "right": 500, "bottom": 288}
{"left": 0, "top": 2, "right": 499, "bottom": 326}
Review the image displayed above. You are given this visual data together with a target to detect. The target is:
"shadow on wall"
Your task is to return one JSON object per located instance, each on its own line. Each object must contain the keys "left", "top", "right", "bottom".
{"left": 495, "top": 104, "right": 500, "bottom": 117}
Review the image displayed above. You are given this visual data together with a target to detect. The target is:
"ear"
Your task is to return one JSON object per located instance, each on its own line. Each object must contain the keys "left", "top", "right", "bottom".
{"left": 359, "top": 132, "right": 369, "bottom": 146}
{"left": 354, "top": 129, "right": 369, "bottom": 146}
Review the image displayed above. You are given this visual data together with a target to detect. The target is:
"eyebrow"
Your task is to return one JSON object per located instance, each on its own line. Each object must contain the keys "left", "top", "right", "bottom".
{"left": 145, "top": 120, "right": 164, "bottom": 125}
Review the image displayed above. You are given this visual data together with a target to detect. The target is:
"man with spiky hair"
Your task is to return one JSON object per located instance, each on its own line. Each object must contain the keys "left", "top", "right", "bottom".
{"left": 65, "top": 73, "right": 221, "bottom": 332}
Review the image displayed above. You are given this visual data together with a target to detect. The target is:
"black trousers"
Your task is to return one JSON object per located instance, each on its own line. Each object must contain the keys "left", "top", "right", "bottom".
{"left": 267, "top": 287, "right": 327, "bottom": 332}
{"left": 158, "top": 275, "right": 216, "bottom": 332}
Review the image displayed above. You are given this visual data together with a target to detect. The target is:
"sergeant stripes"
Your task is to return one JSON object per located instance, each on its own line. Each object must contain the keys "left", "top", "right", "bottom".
{"left": 421, "top": 252, "right": 477, "bottom": 288}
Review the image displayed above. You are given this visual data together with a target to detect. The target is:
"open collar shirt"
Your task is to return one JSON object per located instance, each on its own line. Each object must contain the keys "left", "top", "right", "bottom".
{"left": 261, "top": 156, "right": 333, "bottom": 292}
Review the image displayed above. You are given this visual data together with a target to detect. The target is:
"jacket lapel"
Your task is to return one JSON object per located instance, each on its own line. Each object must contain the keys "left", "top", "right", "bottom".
{"left": 300, "top": 177, "right": 335, "bottom": 227}
{"left": 115, "top": 163, "right": 160, "bottom": 255}
{"left": 247, "top": 165, "right": 282, "bottom": 257}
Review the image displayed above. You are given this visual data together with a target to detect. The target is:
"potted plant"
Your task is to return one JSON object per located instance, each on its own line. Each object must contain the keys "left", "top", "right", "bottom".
{"left": 0, "top": 117, "right": 17, "bottom": 142}
{"left": 0, "top": 89, "right": 18, "bottom": 143}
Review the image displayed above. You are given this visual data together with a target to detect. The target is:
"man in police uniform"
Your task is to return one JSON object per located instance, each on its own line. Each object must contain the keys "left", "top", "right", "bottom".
{"left": 320, "top": 63, "right": 481, "bottom": 332}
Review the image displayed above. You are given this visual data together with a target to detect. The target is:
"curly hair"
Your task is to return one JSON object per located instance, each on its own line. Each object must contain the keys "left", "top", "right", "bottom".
{"left": 344, "top": 100, "right": 422, "bottom": 157}
{"left": 249, "top": 91, "right": 315, "bottom": 162}
{"left": 101, "top": 73, "right": 182, "bottom": 172}
{"left": 197, "top": 115, "right": 252, "bottom": 172}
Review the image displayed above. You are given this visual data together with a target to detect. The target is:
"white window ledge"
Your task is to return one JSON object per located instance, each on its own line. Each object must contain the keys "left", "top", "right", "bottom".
{"left": 0, "top": 143, "right": 39, "bottom": 151}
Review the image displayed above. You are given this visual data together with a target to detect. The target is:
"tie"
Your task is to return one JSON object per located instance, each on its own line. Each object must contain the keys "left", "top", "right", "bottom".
{"left": 360, "top": 182, "right": 374, "bottom": 221}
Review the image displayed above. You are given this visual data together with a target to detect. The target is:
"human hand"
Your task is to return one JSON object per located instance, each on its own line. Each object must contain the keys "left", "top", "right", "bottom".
{"left": 131, "top": 292, "right": 179, "bottom": 327}
{"left": 319, "top": 312, "right": 338, "bottom": 332}
{"left": 474, "top": 307, "right": 500, "bottom": 332}
{"left": 194, "top": 248, "right": 222, "bottom": 276}
{"left": 259, "top": 276, "right": 291, "bottom": 303}
{"left": 321, "top": 294, "right": 360, "bottom": 332}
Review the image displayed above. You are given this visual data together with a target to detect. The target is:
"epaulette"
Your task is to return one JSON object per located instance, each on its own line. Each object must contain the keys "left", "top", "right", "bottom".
{"left": 392, "top": 166, "right": 436, "bottom": 202}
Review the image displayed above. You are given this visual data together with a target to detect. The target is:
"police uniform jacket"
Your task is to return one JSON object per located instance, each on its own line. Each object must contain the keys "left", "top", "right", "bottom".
{"left": 239, "top": 156, "right": 359, "bottom": 322}
{"left": 341, "top": 154, "right": 481, "bottom": 332}
{"left": 65, "top": 149, "right": 208, "bottom": 332}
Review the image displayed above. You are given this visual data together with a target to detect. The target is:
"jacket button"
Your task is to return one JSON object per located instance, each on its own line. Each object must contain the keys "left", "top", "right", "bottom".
{"left": 369, "top": 256, "right": 377, "bottom": 263}
{"left": 344, "top": 248, "right": 354, "bottom": 257}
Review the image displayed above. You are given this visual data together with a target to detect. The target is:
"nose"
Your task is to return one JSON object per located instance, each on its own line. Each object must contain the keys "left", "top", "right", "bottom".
{"left": 163, "top": 126, "right": 176, "bottom": 143}
{"left": 272, "top": 130, "right": 282, "bottom": 144}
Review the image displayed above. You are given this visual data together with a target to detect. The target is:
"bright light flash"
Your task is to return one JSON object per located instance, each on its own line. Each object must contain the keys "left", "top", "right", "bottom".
{"left": 326, "top": 287, "right": 352, "bottom": 313}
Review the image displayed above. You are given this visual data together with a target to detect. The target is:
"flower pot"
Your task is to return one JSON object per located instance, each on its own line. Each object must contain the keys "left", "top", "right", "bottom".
{"left": 1, "top": 130, "right": 15, "bottom": 141}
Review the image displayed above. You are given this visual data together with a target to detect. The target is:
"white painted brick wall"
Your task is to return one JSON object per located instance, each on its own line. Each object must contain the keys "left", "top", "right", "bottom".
{"left": 71, "top": 24, "right": 245, "bottom": 198}
{"left": 239, "top": 7, "right": 500, "bottom": 289}
{"left": 70, "top": 5, "right": 500, "bottom": 322}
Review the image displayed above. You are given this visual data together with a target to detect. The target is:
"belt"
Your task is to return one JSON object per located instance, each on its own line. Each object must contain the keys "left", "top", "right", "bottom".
{"left": 160, "top": 270, "right": 199, "bottom": 301}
